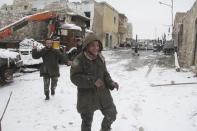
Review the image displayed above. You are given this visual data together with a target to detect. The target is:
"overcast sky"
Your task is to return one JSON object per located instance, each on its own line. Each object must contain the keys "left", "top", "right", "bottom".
{"left": 0, "top": 0, "right": 196, "bottom": 39}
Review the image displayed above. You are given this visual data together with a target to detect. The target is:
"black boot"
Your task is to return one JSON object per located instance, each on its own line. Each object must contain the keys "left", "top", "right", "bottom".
{"left": 45, "top": 91, "right": 50, "bottom": 100}
{"left": 51, "top": 89, "right": 55, "bottom": 96}
{"left": 100, "top": 128, "right": 111, "bottom": 131}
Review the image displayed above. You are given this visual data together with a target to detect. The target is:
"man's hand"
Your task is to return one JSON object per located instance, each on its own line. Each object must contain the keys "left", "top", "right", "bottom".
{"left": 95, "top": 79, "right": 104, "bottom": 88}
{"left": 111, "top": 81, "right": 119, "bottom": 91}
{"left": 32, "top": 42, "right": 37, "bottom": 49}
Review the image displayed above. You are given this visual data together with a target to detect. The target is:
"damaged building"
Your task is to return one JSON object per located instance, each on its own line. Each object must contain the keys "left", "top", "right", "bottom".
{"left": 68, "top": 0, "right": 133, "bottom": 48}
{"left": 0, "top": 0, "right": 89, "bottom": 49}
{"left": 0, "top": 0, "right": 132, "bottom": 49}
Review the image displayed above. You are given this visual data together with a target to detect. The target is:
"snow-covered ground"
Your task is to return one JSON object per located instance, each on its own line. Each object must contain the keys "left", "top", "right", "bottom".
{"left": 1, "top": 49, "right": 197, "bottom": 131}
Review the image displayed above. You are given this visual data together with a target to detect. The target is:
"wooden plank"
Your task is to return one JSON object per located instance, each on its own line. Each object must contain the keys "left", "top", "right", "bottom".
{"left": 0, "top": 91, "right": 12, "bottom": 121}
{"left": 150, "top": 82, "right": 197, "bottom": 87}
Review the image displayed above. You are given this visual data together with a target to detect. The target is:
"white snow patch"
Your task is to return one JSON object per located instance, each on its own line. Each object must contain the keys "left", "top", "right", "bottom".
{"left": 19, "top": 39, "right": 44, "bottom": 65}
{"left": 19, "top": 38, "right": 44, "bottom": 50}
{"left": 61, "top": 23, "right": 82, "bottom": 31}
{"left": 0, "top": 48, "right": 19, "bottom": 59}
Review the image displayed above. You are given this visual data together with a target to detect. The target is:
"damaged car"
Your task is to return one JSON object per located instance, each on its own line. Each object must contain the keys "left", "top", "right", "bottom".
{"left": 0, "top": 49, "right": 23, "bottom": 83}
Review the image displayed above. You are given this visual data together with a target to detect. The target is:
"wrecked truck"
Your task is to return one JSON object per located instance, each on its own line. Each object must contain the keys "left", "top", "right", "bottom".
{"left": 0, "top": 49, "right": 23, "bottom": 83}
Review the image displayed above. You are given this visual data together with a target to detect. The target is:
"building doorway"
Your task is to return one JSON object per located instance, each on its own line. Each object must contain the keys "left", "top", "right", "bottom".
{"left": 192, "top": 19, "right": 197, "bottom": 65}
{"left": 105, "top": 33, "right": 109, "bottom": 47}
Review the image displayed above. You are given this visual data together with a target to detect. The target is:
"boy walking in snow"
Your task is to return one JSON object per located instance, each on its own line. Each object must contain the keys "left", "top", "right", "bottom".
{"left": 70, "top": 34, "right": 119, "bottom": 131}
{"left": 32, "top": 38, "right": 70, "bottom": 100}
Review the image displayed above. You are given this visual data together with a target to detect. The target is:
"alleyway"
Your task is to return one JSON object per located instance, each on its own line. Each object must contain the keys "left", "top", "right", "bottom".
{"left": 1, "top": 49, "right": 197, "bottom": 131}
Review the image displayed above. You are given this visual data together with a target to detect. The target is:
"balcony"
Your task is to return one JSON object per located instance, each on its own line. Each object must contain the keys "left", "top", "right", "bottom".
{"left": 118, "top": 25, "right": 127, "bottom": 34}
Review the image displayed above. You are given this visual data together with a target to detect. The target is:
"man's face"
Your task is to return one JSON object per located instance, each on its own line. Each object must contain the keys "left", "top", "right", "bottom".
{"left": 77, "top": 40, "right": 82, "bottom": 45}
{"left": 87, "top": 41, "right": 100, "bottom": 56}
{"left": 45, "top": 40, "right": 53, "bottom": 48}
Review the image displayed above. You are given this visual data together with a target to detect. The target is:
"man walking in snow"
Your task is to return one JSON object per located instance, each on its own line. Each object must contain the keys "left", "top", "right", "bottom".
{"left": 32, "top": 38, "right": 70, "bottom": 100}
{"left": 70, "top": 34, "right": 119, "bottom": 131}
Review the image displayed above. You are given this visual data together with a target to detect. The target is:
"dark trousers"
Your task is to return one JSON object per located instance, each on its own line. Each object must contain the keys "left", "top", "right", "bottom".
{"left": 80, "top": 105, "right": 117, "bottom": 131}
{"left": 43, "top": 77, "right": 58, "bottom": 93}
{"left": 81, "top": 112, "right": 93, "bottom": 131}
{"left": 134, "top": 47, "right": 138, "bottom": 53}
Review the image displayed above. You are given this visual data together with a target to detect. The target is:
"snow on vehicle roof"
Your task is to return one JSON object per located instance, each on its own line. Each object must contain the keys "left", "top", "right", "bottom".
{"left": 61, "top": 23, "right": 82, "bottom": 31}
{"left": 86, "top": 29, "right": 93, "bottom": 33}
{"left": 0, "top": 48, "right": 19, "bottom": 59}
{"left": 19, "top": 38, "right": 44, "bottom": 49}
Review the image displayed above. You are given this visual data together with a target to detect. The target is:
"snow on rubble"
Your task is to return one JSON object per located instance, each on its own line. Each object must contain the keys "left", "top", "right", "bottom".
{"left": 0, "top": 49, "right": 197, "bottom": 131}
{"left": 19, "top": 38, "right": 44, "bottom": 65}
{"left": 19, "top": 38, "right": 44, "bottom": 50}
{"left": 0, "top": 48, "right": 19, "bottom": 59}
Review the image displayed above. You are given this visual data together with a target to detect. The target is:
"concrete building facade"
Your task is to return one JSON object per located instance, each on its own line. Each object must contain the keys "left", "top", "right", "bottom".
{"left": 68, "top": 0, "right": 122, "bottom": 48}
{"left": 118, "top": 13, "right": 128, "bottom": 45}
{"left": 94, "top": 2, "right": 119, "bottom": 48}
{"left": 68, "top": 0, "right": 95, "bottom": 30}
{"left": 1, "top": 0, "right": 34, "bottom": 14}
{"left": 173, "top": 12, "right": 185, "bottom": 59}
{"left": 173, "top": 1, "right": 197, "bottom": 73}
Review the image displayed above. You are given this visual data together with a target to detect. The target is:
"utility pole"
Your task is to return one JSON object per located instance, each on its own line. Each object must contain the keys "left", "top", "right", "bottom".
{"left": 159, "top": 0, "right": 174, "bottom": 38}
{"left": 171, "top": 0, "right": 174, "bottom": 28}
{"left": 159, "top": 0, "right": 180, "bottom": 72}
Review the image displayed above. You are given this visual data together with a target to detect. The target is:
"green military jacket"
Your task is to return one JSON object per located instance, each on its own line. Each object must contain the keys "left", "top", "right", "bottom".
{"left": 32, "top": 48, "right": 67, "bottom": 77}
{"left": 70, "top": 52, "right": 116, "bottom": 113}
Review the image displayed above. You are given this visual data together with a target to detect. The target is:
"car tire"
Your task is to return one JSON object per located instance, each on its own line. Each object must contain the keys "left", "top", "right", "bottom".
{"left": 2, "top": 68, "right": 13, "bottom": 83}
